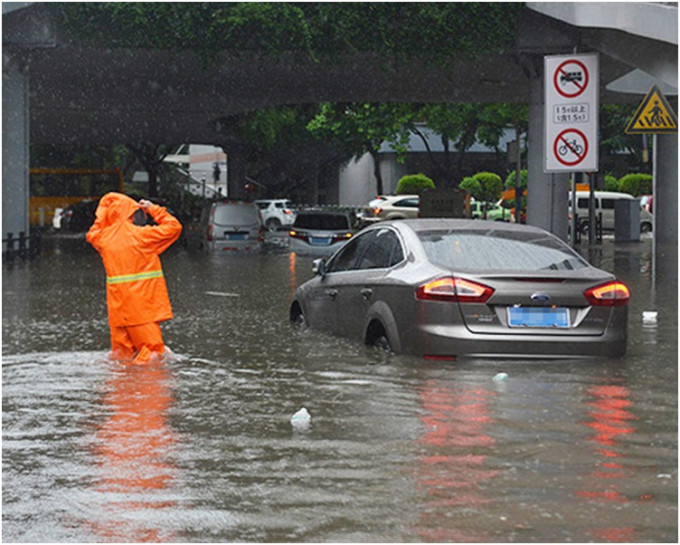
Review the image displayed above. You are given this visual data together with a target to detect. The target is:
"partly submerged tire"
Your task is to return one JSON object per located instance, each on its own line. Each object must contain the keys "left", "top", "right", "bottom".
{"left": 266, "top": 218, "right": 281, "bottom": 232}
{"left": 373, "top": 335, "right": 392, "bottom": 353}
{"left": 290, "top": 303, "right": 307, "bottom": 329}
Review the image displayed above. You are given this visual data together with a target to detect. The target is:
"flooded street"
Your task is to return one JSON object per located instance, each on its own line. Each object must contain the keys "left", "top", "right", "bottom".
{"left": 3, "top": 234, "right": 677, "bottom": 542}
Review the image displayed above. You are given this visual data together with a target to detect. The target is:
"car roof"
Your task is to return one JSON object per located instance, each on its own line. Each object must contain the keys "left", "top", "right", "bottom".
{"left": 383, "top": 218, "right": 553, "bottom": 237}
{"left": 574, "top": 191, "right": 634, "bottom": 199}
{"left": 297, "top": 209, "right": 349, "bottom": 216}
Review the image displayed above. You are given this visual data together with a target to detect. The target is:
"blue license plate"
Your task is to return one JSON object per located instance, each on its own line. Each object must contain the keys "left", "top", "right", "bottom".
{"left": 507, "top": 307, "right": 570, "bottom": 328}
{"left": 309, "top": 236, "right": 331, "bottom": 246}
{"left": 227, "top": 233, "right": 247, "bottom": 241}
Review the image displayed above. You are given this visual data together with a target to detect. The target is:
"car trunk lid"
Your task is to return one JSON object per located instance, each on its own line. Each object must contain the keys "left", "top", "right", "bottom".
{"left": 456, "top": 274, "right": 614, "bottom": 336}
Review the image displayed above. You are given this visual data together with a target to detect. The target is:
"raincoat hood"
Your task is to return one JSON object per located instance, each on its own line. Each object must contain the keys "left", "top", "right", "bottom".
{"left": 95, "top": 192, "right": 140, "bottom": 228}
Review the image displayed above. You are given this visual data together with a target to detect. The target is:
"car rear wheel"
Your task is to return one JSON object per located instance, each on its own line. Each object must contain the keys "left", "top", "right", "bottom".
{"left": 373, "top": 335, "right": 392, "bottom": 353}
{"left": 366, "top": 320, "right": 392, "bottom": 353}
{"left": 266, "top": 218, "right": 281, "bottom": 232}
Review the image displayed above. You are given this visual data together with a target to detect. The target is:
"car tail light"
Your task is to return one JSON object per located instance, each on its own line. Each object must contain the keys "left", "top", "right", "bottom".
{"left": 373, "top": 207, "right": 383, "bottom": 216}
{"left": 332, "top": 232, "right": 353, "bottom": 243}
{"left": 283, "top": 209, "right": 293, "bottom": 215}
{"left": 415, "top": 277, "right": 494, "bottom": 303}
{"left": 289, "top": 230, "right": 307, "bottom": 241}
{"left": 207, "top": 224, "right": 214, "bottom": 241}
{"left": 584, "top": 281, "right": 630, "bottom": 306}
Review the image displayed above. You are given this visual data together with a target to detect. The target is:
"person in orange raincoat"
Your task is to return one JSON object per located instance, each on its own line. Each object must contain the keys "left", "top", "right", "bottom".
{"left": 87, "top": 192, "right": 182, "bottom": 364}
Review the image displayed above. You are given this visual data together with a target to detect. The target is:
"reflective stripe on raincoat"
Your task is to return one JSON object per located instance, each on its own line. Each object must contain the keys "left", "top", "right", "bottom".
{"left": 86, "top": 192, "right": 182, "bottom": 328}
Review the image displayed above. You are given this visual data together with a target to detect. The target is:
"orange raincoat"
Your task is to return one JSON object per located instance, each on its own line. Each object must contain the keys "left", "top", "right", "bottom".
{"left": 87, "top": 192, "right": 182, "bottom": 362}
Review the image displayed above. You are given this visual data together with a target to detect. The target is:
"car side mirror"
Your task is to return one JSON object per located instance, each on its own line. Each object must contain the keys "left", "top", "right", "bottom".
{"left": 312, "top": 258, "right": 327, "bottom": 277}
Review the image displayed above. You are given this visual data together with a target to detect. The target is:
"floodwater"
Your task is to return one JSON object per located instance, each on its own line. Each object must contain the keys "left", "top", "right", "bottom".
{"left": 3, "top": 233, "right": 677, "bottom": 542}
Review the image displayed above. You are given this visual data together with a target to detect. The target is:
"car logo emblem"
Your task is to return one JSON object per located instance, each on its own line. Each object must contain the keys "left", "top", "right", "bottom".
{"left": 531, "top": 293, "right": 551, "bottom": 303}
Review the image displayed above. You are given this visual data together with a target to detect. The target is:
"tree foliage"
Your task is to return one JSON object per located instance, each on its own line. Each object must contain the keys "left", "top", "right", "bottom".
{"left": 54, "top": 3, "right": 522, "bottom": 65}
{"left": 396, "top": 173, "right": 435, "bottom": 195}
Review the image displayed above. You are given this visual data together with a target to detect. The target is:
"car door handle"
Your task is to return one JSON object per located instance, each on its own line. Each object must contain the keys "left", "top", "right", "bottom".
{"left": 360, "top": 288, "right": 373, "bottom": 299}
{"left": 325, "top": 289, "right": 338, "bottom": 300}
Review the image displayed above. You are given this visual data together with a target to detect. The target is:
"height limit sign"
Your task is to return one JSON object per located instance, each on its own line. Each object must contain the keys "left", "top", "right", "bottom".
{"left": 544, "top": 53, "right": 599, "bottom": 172}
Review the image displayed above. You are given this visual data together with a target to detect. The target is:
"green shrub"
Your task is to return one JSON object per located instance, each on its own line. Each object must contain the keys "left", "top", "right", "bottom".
{"left": 603, "top": 174, "right": 619, "bottom": 192}
{"left": 618, "top": 173, "right": 653, "bottom": 196}
{"left": 396, "top": 173, "right": 435, "bottom": 195}
{"left": 459, "top": 176, "right": 481, "bottom": 196}
{"left": 505, "top": 169, "right": 527, "bottom": 189}
{"left": 472, "top": 171, "right": 503, "bottom": 202}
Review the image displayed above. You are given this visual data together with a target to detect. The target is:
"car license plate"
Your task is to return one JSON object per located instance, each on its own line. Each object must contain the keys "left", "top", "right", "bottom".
{"left": 507, "top": 307, "right": 570, "bottom": 328}
{"left": 309, "top": 236, "right": 331, "bottom": 246}
{"left": 227, "top": 233, "right": 247, "bottom": 241}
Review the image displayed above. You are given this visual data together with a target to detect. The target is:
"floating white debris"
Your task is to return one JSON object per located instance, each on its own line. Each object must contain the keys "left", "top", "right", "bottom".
{"left": 290, "top": 407, "right": 311, "bottom": 430}
{"left": 493, "top": 372, "right": 509, "bottom": 382}
{"left": 642, "top": 311, "right": 658, "bottom": 324}
{"left": 205, "top": 291, "right": 240, "bottom": 297}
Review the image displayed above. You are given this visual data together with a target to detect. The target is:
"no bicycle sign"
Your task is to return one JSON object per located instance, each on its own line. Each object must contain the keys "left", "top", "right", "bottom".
{"left": 544, "top": 53, "right": 599, "bottom": 172}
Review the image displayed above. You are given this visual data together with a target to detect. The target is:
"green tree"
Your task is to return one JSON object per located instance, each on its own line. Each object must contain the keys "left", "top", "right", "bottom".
{"left": 307, "top": 102, "right": 413, "bottom": 194}
{"left": 472, "top": 172, "right": 503, "bottom": 203}
{"left": 396, "top": 173, "right": 435, "bottom": 195}
{"left": 459, "top": 176, "right": 482, "bottom": 198}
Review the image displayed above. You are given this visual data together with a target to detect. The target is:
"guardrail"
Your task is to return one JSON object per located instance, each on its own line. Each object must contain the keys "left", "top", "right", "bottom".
{"left": 3, "top": 231, "right": 42, "bottom": 262}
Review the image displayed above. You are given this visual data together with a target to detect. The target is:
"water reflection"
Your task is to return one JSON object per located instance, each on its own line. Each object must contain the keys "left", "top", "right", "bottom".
{"left": 414, "top": 378, "right": 499, "bottom": 542}
{"left": 87, "top": 361, "right": 178, "bottom": 542}
{"left": 578, "top": 383, "right": 637, "bottom": 542}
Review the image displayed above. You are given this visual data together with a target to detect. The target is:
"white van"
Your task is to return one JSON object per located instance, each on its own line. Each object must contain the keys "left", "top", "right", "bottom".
{"left": 569, "top": 191, "right": 653, "bottom": 233}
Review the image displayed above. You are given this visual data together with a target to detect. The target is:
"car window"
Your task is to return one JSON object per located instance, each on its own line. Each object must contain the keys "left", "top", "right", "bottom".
{"left": 395, "top": 198, "right": 419, "bottom": 208}
{"left": 255, "top": 202, "right": 268, "bottom": 209}
{"left": 214, "top": 204, "right": 259, "bottom": 226}
{"left": 417, "top": 228, "right": 588, "bottom": 272}
{"left": 357, "top": 228, "right": 404, "bottom": 270}
{"left": 294, "top": 213, "right": 349, "bottom": 230}
{"left": 577, "top": 197, "right": 599, "bottom": 209}
{"left": 327, "top": 231, "right": 376, "bottom": 273}
{"left": 601, "top": 198, "right": 617, "bottom": 209}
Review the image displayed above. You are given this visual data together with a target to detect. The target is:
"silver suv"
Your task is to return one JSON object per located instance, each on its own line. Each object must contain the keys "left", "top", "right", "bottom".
{"left": 254, "top": 199, "right": 296, "bottom": 231}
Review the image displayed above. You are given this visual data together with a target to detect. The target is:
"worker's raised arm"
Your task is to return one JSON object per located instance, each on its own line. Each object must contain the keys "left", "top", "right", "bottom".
{"left": 139, "top": 200, "right": 182, "bottom": 254}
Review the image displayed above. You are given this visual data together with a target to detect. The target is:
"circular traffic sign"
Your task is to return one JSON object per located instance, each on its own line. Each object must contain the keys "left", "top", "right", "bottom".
{"left": 553, "top": 128, "right": 589, "bottom": 166}
{"left": 553, "top": 59, "right": 589, "bottom": 99}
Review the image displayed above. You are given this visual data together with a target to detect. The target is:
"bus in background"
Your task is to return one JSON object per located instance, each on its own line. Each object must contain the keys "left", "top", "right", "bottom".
{"left": 29, "top": 167, "right": 124, "bottom": 228}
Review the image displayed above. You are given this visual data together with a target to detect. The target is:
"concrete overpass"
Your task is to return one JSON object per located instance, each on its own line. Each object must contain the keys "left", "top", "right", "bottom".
{"left": 3, "top": 2, "right": 677, "bottom": 258}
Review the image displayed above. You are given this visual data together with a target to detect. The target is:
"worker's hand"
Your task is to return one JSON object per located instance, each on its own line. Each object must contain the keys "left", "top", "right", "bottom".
{"left": 138, "top": 199, "right": 152, "bottom": 211}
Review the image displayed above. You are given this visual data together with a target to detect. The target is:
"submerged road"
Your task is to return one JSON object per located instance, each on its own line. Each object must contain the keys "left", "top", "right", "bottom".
{"left": 2, "top": 233, "right": 677, "bottom": 542}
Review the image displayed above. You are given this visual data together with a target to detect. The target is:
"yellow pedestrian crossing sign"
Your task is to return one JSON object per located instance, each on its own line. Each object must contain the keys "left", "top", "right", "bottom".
{"left": 625, "top": 85, "right": 678, "bottom": 134}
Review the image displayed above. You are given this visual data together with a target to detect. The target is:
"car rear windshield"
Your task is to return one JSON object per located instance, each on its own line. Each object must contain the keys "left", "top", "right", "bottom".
{"left": 294, "top": 213, "right": 349, "bottom": 230}
{"left": 417, "top": 229, "right": 589, "bottom": 272}
{"left": 213, "top": 204, "right": 259, "bottom": 226}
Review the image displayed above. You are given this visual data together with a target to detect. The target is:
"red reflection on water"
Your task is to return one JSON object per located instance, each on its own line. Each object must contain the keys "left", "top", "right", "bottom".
{"left": 414, "top": 381, "right": 499, "bottom": 542}
{"left": 89, "top": 362, "right": 178, "bottom": 542}
{"left": 577, "top": 383, "right": 639, "bottom": 542}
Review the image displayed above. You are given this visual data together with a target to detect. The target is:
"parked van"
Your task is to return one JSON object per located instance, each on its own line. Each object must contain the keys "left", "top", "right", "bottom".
{"left": 187, "top": 201, "right": 263, "bottom": 251}
{"left": 569, "top": 191, "right": 654, "bottom": 233}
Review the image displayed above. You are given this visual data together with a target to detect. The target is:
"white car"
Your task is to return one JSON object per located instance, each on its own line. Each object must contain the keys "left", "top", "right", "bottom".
{"left": 362, "top": 194, "right": 420, "bottom": 223}
{"left": 570, "top": 191, "right": 654, "bottom": 233}
{"left": 254, "top": 199, "right": 296, "bottom": 231}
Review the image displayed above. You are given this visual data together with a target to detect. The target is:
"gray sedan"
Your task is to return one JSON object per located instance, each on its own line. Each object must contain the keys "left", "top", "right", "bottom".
{"left": 289, "top": 219, "right": 629, "bottom": 359}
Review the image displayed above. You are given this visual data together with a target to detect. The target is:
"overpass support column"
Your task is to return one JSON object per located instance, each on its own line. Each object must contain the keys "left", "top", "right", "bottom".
{"left": 654, "top": 133, "right": 678, "bottom": 285}
{"left": 526, "top": 66, "right": 570, "bottom": 240}
{"left": 2, "top": 55, "right": 30, "bottom": 253}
